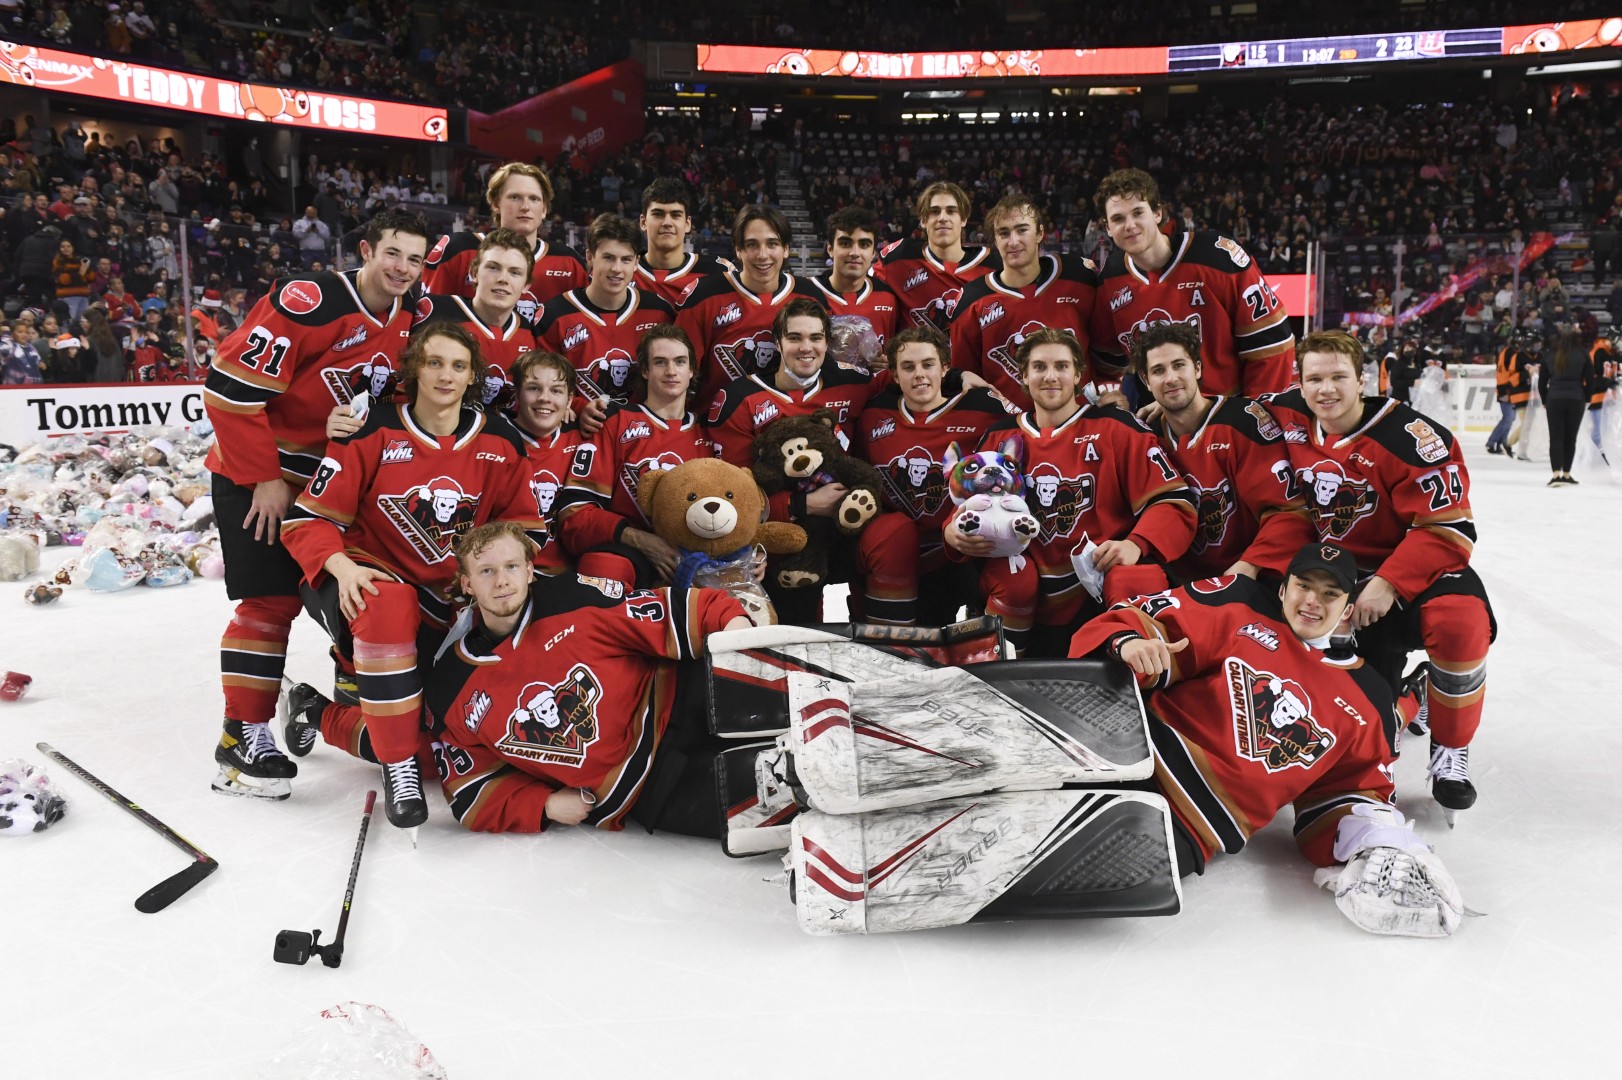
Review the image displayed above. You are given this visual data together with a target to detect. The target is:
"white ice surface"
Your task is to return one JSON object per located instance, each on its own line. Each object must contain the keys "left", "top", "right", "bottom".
{"left": 5, "top": 451, "right": 1619, "bottom": 1079}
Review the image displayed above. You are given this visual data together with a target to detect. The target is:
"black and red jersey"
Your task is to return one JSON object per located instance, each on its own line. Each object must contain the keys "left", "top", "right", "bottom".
{"left": 533, "top": 286, "right": 675, "bottom": 411}
{"left": 634, "top": 251, "right": 734, "bottom": 309}
{"left": 950, "top": 254, "right": 1099, "bottom": 411}
{"left": 705, "top": 364, "right": 877, "bottom": 467}
{"left": 514, "top": 424, "right": 587, "bottom": 576}
{"left": 1590, "top": 338, "right": 1616, "bottom": 408}
{"left": 204, "top": 270, "right": 414, "bottom": 486}
{"left": 281, "top": 402, "right": 531, "bottom": 621}
{"left": 1090, "top": 228, "right": 1295, "bottom": 396}
{"left": 422, "top": 231, "right": 587, "bottom": 321}
{"left": 1148, "top": 394, "right": 1313, "bottom": 581}
{"left": 979, "top": 405, "right": 1196, "bottom": 613}
{"left": 411, "top": 293, "right": 537, "bottom": 409}
{"left": 555, "top": 404, "right": 718, "bottom": 553}
{"left": 425, "top": 576, "right": 745, "bottom": 833}
{"left": 1264, "top": 390, "right": 1476, "bottom": 601}
{"left": 805, "top": 273, "right": 902, "bottom": 352}
{"left": 857, "top": 386, "right": 1014, "bottom": 550}
{"left": 1071, "top": 574, "right": 1399, "bottom": 868}
{"left": 876, "top": 236, "right": 999, "bottom": 332}
{"left": 674, "top": 271, "right": 825, "bottom": 406}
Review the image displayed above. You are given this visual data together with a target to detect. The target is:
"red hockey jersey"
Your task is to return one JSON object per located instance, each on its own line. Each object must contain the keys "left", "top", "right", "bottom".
{"left": 950, "top": 253, "right": 1099, "bottom": 411}
{"left": 805, "top": 273, "right": 902, "bottom": 351}
{"left": 1070, "top": 575, "right": 1400, "bottom": 867}
{"left": 634, "top": 251, "right": 733, "bottom": 309}
{"left": 533, "top": 286, "right": 675, "bottom": 411}
{"left": 515, "top": 424, "right": 586, "bottom": 575}
{"left": 876, "top": 236, "right": 999, "bottom": 332}
{"left": 706, "top": 365, "right": 877, "bottom": 467}
{"left": 204, "top": 271, "right": 414, "bottom": 486}
{"left": 422, "top": 231, "right": 587, "bottom": 322}
{"left": 979, "top": 405, "right": 1196, "bottom": 612}
{"left": 411, "top": 292, "right": 537, "bottom": 409}
{"left": 425, "top": 577, "right": 745, "bottom": 833}
{"left": 1149, "top": 394, "right": 1313, "bottom": 581}
{"left": 555, "top": 404, "right": 718, "bottom": 552}
{"left": 281, "top": 402, "right": 531, "bottom": 621}
{"left": 857, "top": 386, "right": 1014, "bottom": 550}
{"left": 1090, "top": 229, "right": 1295, "bottom": 396}
{"left": 1263, "top": 390, "right": 1476, "bottom": 601}
{"left": 674, "top": 271, "right": 825, "bottom": 406}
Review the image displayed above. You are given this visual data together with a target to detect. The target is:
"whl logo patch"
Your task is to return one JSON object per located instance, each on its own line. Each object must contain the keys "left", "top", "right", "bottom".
{"left": 380, "top": 439, "right": 414, "bottom": 464}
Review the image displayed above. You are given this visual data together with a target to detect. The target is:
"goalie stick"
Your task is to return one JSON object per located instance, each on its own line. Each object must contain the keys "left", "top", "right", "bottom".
{"left": 36, "top": 742, "right": 218, "bottom": 914}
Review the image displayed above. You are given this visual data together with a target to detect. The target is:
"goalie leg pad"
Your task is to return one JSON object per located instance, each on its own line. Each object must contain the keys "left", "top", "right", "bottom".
{"left": 786, "top": 659, "right": 1151, "bottom": 815}
{"left": 791, "top": 789, "right": 1182, "bottom": 935}
{"left": 715, "top": 741, "right": 799, "bottom": 857}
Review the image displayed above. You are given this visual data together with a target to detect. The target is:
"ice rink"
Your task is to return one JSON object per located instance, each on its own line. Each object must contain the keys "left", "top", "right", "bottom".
{"left": 4, "top": 444, "right": 1618, "bottom": 1080}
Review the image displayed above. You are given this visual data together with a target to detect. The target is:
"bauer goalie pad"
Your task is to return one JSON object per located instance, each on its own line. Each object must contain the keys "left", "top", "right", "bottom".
{"left": 786, "top": 659, "right": 1151, "bottom": 815}
{"left": 706, "top": 617, "right": 1007, "bottom": 739}
{"left": 716, "top": 741, "right": 800, "bottom": 858}
{"left": 790, "top": 789, "right": 1182, "bottom": 935}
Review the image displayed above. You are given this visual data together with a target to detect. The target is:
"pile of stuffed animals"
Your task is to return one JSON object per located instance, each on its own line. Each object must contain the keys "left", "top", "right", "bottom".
{"left": 0, "top": 427, "right": 223, "bottom": 602}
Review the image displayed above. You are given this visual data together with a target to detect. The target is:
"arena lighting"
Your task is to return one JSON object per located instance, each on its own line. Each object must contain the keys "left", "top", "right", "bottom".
{"left": 693, "top": 17, "right": 1621, "bottom": 80}
{"left": 0, "top": 40, "right": 450, "bottom": 141}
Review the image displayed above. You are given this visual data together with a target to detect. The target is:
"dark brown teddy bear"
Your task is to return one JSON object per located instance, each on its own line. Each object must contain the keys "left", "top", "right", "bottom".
{"left": 750, "top": 409, "right": 884, "bottom": 589}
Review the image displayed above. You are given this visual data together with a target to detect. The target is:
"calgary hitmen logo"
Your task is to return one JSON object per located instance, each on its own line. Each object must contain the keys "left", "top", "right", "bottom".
{"left": 1189, "top": 477, "right": 1236, "bottom": 554}
{"left": 908, "top": 286, "right": 963, "bottom": 331}
{"left": 985, "top": 320, "right": 1049, "bottom": 381}
{"left": 377, "top": 476, "right": 479, "bottom": 564}
{"left": 322, "top": 351, "right": 395, "bottom": 405}
{"left": 620, "top": 452, "right": 684, "bottom": 515}
{"left": 1026, "top": 463, "right": 1095, "bottom": 543}
{"left": 581, "top": 349, "right": 635, "bottom": 400}
{"left": 1298, "top": 460, "right": 1377, "bottom": 539}
{"left": 880, "top": 448, "right": 947, "bottom": 520}
{"left": 498, "top": 664, "right": 603, "bottom": 765}
{"left": 715, "top": 331, "right": 777, "bottom": 380}
{"left": 1226, "top": 657, "right": 1335, "bottom": 773}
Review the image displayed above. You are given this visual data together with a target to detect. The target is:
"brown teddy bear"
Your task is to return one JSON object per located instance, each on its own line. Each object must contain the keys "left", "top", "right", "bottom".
{"left": 750, "top": 409, "right": 884, "bottom": 589}
{"left": 636, "top": 458, "right": 807, "bottom": 625}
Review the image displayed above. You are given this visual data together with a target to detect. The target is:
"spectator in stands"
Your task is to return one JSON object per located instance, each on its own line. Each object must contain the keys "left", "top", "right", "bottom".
{"left": 84, "top": 306, "right": 123, "bottom": 382}
{"left": 51, "top": 237, "right": 93, "bottom": 319}
{"left": 293, "top": 205, "right": 331, "bottom": 267}
{"left": 1, "top": 319, "right": 42, "bottom": 384}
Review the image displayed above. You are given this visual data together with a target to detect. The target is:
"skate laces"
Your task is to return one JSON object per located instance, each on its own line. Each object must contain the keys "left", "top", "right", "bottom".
{"left": 1427, "top": 745, "right": 1470, "bottom": 783}
{"left": 385, "top": 758, "right": 423, "bottom": 800}
{"left": 242, "top": 721, "right": 282, "bottom": 762}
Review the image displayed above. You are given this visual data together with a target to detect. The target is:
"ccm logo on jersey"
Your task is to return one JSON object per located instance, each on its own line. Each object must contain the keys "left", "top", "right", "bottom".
{"left": 475, "top": 452, "right": 508, "bottom": 463}
{"left": 544, "top": 269, "right": 575, "bottom": 278}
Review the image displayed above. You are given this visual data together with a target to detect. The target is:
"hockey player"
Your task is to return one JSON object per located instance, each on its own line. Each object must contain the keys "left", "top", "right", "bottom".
{"left": 280, "top": 323, "right": 533, "bottom": 827}
{"left": 1129, "top": 321, "right": 1313, "bottom": 583}
{"left": 806, "top": 206, "right": 901, "bottom": 352}
{"left": 876, "top": 180, "right": 999, "bottom": 332}
{"left": 420, "top": 521, "right": 751, "bottom": 833}
{"left": 422, "top": 162, "right": 586, "bottom": 320}
{"left": 412, "top": 228, "right": 538, "bottom": 411}
{"left": 676, "top": 204, "right": 824, "bottom": 406}
{"left": 950, "top": 193, "right": 1099, "bottom": 410}
{"left": 554, "top": 324, "right": 719, "bottom": 586}
{"left": 946, "top": 328, "right": 1196, "bottom": 657}
{"left": 707, "top": 298, "right": 918, "bottom": 627}
{"left": 1070, "top": 541, "right": 1465, "bottom": 936}
{"left": 507, "top": 350, "right": 586, "bottom": 575}
{"left": 1089, "top": 168, "right": 1294, "bottom": 398}
{"left": 635, "top": 178, "right": 734, "bottom": 308}
{"left": 204, "top": 207, "right": 430, "bottom": 802}
{"left": 856, "top": 326, "right": 1017, "bottom": 626}
{"left": 535, "top": 213, "right": 674, "bottom": 421}
{"left": 1264, "top": 330, "right": 1493, "bottom": 823}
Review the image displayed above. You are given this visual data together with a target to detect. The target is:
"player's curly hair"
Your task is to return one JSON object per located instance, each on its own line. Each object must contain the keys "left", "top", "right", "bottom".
{"left": 884, "top": 326, "right": 950, "bottom": 371}
{"left": 399, "top": 322, "right": 488, "bottom": 407}
{"left": 451, "top": 520, "right": 537, "bottom": 605}
{"left": 1127, "top": 321, "right": 1203, "bottom": 378}
{"left": 363, "top": 207, "right": 431, "bottom": 250}
{"left": 1094, "top": 168, "right": 1163, "bottom": 219}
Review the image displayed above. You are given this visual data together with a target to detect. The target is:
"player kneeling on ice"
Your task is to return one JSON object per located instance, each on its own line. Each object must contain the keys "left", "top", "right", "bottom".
{"left": 282, "top": 520, "right": 755, "bottom": 834}
{"left": 1069, "top": 540, "right": 1466, "bottom": 938}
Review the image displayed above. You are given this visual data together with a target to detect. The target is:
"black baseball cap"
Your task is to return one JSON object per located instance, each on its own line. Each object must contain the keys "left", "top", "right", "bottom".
{"left": 1286, "top": 541, "right": 1358, "bottom": 594}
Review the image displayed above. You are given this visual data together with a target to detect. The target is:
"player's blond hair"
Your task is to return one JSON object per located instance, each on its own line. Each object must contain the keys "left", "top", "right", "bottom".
{"left": 915, "top": 181, "right": 972, "bottom": 224}
{"left": 1015, "top": 327, "right": 1085, "bottom": 380}
{"left": 1297, "top": 329, "right": 1364, "bottom": 376}
{"left": 485, "top": 162, "right": 554, "bottom": 215}
{"left": 452, "top": 520, "right": 537, "bottom": 602}
{"left": 986, "top": 192, "right": 1047, "bottom": 235}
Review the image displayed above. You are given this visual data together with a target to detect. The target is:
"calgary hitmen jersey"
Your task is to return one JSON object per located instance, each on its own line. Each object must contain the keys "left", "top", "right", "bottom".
{"left": 857, "top": 386, "right": 1013, "bottom": 550}
{"left": 979, "top": 405, "right": 1196, "bottom": 611}
{"left": 1264, "top": 390, "right": 1475, "bottom": 601}
{"left": 412, "top": 293, "right": 537, "bottom": 410}
{"left": 1148, "top": 394, "right": 1313, "bottom": 582}
{"left": 675, "top": 271, "right": 825, "bottom": 406}
{"left": 422, "top": 231, "right": 587, "bottom": 321}
{"left": 706, "top": 363, "right": 877, "bottom": 466}
{"left": 634, "top": 251, "right": 733, "bottom": 309}
{"left": 515, "top": 424, "right": 586, "bottom": 575}
{"left": 533, "top": 286, "right": 675, "bottom": 410}
{"left": 205, "top": 270, "right": 415, "bottom": 486}
{"left": 805, "top": 273, "right": 901, "bottom": 350}
{"left": 425, "top": 576, "right": 745, "bottom": 833}
{"left": 950, "top": 253, "right": 1099, "bottom": 411}
{"left": 876, "top": 236, "right": 999, "bottom": 331}
{"left": 281, "top": 402, "right": 530, "bottom": 620}
{"left": 555, "top": 404, "right": 718, "bottom": 553}
{"left": 1090, "top": 228, "right": 1295, "bottom": 396}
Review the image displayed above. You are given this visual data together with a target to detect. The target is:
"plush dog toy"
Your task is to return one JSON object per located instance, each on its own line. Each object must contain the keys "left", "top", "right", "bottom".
{"left": 943, "top": 434, "right": 1039, "bottom": 559}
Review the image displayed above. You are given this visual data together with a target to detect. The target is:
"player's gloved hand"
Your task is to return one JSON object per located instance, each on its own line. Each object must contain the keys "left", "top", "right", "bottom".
{"left": 1314, "top": 804, "right": 1465, "bottom": 938}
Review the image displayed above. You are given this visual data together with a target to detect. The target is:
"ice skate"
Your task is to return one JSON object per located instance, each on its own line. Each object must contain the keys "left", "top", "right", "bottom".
{"left": 278, "top": 680, "right": 330, "bottom": 758}
{"left": 1427, "top": 743, "right": 1476, "bottom": 828}
{"left": 380, "top": 756, "right": 428, "bottom": 829}
{"left": 212, "top": 719, "right": 296, "bottom": 800}
{"left": 1401, "top": 662, "right": 1430, "bottom": 738}
{"left": 716, "top": 740, "right": 800, "bottom": 857}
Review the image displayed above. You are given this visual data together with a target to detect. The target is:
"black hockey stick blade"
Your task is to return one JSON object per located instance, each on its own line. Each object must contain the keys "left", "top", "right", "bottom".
{"left": 134, "top": 856, "right": 220, "bottom": 914}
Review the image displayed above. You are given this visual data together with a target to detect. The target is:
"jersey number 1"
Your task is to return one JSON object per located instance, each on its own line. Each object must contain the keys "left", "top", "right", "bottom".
{"left": 240, "top": 327, "right": 292, "bottom": 379}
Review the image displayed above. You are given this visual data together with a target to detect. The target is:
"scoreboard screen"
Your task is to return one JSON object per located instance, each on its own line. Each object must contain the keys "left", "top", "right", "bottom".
{"left": 1168, "top": 28, "right": 1504, "bottom": 73}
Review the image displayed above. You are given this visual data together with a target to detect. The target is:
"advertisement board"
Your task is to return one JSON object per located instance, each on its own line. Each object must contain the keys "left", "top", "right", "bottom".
{"left": 0, "top": 382, "right": 208, "bottom": 446}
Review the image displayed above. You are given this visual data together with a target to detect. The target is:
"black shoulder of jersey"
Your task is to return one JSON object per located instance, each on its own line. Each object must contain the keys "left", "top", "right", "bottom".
{"left": 427, "top": 230, "right": 481, "bottom": 268}
{"left": 342, "top": 399, "right": 405, "bottom": 445}
{"left": 531, "top": 570, "right": 640, "bottom": 619}
{"left": 1212, "top": 393, "right": 1283, "bottom": 444}
{"left": 1337, "top": 654, "right": 1401, "bottom": 755}
{"left": 1095, "top": 245, "right": 1131, "bottom": 281}
{"left": 959, "top": 386, "right": 1013, "bottom": 416}
{"left": 1180, "top": 572, "right": 1270, "bottom": 612}
{"left": 267, "top": 271, "right": 351, "bottom": 326}
{"left": 983, "top": 413, "right": 1021, "bottom": 438}
{"left": 824, "top": 362, "right": 874, "bottom": 387}
{"left": 790, "top": 275, "right": 829, "bottom": 303}
{"left": 1183, "top": 229, "right": 1258, "bottom": 274}
{"left": 863, "top": 385, "right": 903, "bottom": 412}
{"left": 1058, "top": 252, "right": 1101, "bottom": 283}
{"left": 636, "top": 290, "right": 678, "bottom": 318}
{"left": 868, "top": 276, "right": 900, "bottom": 297}
{"left": 1089, "top": 401, "right": 1154, "bottom": 434}
{"left": 532, "top": 291, "right": 576, "bottom": 332}
{"left": 968, "top": 245, "right": 1003, "bottom": 273}
{"left": 956, "top": 273, "right": 996, "bottom": 311}
{"left": 482, "top": 410, "right": 531, "bottom": 457}
{"left": 1260, "top": 386, "right": 1309, "bottom": 417}
{"left": 1366, "top": 398, "right": 1458, "bottom": 465}
{"left": 879, "top": 236, "right": 926, "bottom": 264}
{"left": 696, "top": 252, "right": 736, "bottom": 275}
{"left": 707, "top": 375, "right": 762, "bottom": 425}
{"left": 677, "top": 271, "right": 738, "bottom": 310}
{"left": 545, "top": 242, "right": 587, "bottom": 267}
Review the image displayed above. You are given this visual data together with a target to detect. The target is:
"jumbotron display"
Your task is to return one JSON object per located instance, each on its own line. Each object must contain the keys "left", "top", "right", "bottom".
{"left": 695, "top": 17, "right": 1622, "bottom": 80}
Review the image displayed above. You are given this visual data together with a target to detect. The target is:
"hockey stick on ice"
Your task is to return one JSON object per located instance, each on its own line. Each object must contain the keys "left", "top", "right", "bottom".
{"left": 37, "top": 742, "right": 219, "bottom": 914}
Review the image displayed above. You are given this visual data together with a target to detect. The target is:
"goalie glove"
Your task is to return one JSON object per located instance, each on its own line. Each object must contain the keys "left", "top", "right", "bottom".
{"left": 1312, "top": 804, "right": 1464, "bottom": 938}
